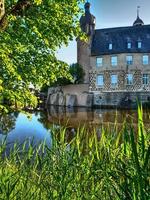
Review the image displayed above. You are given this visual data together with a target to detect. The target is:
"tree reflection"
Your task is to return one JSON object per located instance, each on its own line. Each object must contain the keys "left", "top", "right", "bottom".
{"left": 38, "top": 111, "right": 53, "bottom": 130}
{"left": 0, "top": 112, "right": 18, "bottom": 135}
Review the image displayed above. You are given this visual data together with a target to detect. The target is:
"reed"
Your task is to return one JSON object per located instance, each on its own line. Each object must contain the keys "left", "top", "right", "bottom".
{"left": 0, "top": 108, "right": 149, "bottom": 200}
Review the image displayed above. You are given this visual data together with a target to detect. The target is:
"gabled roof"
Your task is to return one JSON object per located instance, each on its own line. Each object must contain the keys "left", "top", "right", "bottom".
{"left": 91, "top": 25, "right": 150, "bottom": 56}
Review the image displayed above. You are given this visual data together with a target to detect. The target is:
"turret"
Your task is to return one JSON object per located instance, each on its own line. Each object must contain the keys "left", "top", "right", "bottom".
{"left": 77, "top": 1, "right": 96, "bottom": 84}
{"left": 80, "top": 1, "right": 96, "bottom": 36}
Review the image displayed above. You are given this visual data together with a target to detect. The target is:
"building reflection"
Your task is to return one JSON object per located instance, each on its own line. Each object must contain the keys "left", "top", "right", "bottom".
{"left": 46, "top": 106, "right": 150, "bottom": 127}
{"left": 45, "top": 106, "right": 150, "bottom": 143}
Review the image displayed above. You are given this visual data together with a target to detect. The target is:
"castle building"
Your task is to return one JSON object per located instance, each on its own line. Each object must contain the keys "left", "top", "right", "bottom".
{"left": 77, "top": 2, "right": 150, "bottom": 107}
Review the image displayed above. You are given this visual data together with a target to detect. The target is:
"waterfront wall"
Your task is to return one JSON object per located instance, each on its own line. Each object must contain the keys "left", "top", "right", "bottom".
{"left": 47, "top": 84, "right": 93, "bottom": 107}
{"left": 94, "top": 91, "right": 150, "bottom": 108}
{"left": 46, "top": 85, "right": 150, "bottom": 108}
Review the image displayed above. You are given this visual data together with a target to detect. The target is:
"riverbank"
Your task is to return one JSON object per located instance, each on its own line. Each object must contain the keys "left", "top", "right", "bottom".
{"left": 0, "top": 108, "right": 149, "bottom": 199}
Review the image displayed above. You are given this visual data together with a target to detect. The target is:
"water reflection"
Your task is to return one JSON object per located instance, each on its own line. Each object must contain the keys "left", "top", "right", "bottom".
{"left": 0, "top": 112, "right": 19, "bottom": 135}
{"left": 46, "top": 106, "right": 150, "bottom": 127}
{"left": 0, "top": 106, "right": 150, "bottom": 146}
{"left": 0, "top": 112, "right": 52, "bottom": 149}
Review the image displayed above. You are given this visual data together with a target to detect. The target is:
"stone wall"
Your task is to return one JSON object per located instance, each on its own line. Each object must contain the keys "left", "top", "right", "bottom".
{"left": 90, "top": 53, "right": 150, "bottom": 70}
{"left": 47, "top": 84, "right": 93, "bottom": 108}
{"left": 77, "top": 39, "right": 91, "bottom": 84}
{"left": 94, "top": 91, "right": 150, "bottom": 108}
{"left": 61, "top": 84, "right": 89, "bottom": 95}
{"left": 90, "top": 53, "right": 150, "bottom": 92}
{"left": 47, "top": 85, "right": 150, "bottom": 108}
{"left": 90, "top": 69, "right": 150, "bottom": 92}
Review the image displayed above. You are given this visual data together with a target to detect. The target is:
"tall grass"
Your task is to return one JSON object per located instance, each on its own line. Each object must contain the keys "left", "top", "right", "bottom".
{"left": 0, "top": 108, "right": 150, "bottom": 200}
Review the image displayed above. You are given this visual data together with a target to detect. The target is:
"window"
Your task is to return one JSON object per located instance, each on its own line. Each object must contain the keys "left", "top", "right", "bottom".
{"left": 127, "top": 74, "right": 133, "bottom": 85}
{"left": 138, "top": 41, "right": 142, "bottom": 49}
{"left": 96, "top": 75, "right": 104, "bottom": 87}
{"left": 127, "top": 42, "right": 131, "bottom": 49}
{"left": 143, "top": 74, "right": 149, "bottom": 85}
{"left": 109, "top": 43, "right": 112, "bottom": 50}
{"left": 111, "top": 56, "right": 117, "bottom": 66}
{"left": 143, "top": 55, "right": 149, "bottom": 65}
{"left": 96, "top": 57, "right": 103, "bottom": 67}
{"left": 126, "top": 55, "right": 133, "bottom": 65}
{"left": 111, "top": 75, "right": 118, "bottom": 87}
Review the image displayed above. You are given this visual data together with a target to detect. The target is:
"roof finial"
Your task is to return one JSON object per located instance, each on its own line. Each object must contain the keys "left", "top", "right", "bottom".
{"left": 137, "top": 6, "right": 140, "bottom": 18}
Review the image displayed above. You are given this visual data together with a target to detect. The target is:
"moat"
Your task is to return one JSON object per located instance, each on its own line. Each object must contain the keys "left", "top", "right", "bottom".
{"left": 0, "top": 106, "right": 150, "bottom": 146}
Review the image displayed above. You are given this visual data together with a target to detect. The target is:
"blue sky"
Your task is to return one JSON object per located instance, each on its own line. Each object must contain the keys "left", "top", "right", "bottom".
{"left": 57, "top": 0, "right": 150, "bottom": 64}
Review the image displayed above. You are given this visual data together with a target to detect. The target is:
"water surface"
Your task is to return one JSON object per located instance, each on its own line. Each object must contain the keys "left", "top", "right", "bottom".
{"left": 0, "top": 106, "right": 150, "bottom": 146}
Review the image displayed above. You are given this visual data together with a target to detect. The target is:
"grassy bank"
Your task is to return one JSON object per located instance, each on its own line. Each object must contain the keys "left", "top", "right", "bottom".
{"left": 0, "top": 108, "right": 150, "bottom": 200}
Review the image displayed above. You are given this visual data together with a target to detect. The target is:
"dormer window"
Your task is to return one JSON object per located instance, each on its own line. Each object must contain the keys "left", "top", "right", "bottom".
{"left": 127, "top": 42, "right": 131, "bottom": 49}
{"left": 109, "top": 43, "right": 112, "bottom": 50}
{"left": 138, "top": 41, "right": 142, "bottom": 48}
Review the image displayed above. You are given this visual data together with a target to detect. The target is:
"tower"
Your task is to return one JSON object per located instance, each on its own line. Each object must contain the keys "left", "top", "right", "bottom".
{"left": 77, "top": 1, "right": 95, "bottom": 84}
{"left": 0, "top": 0, "right": 5, "bottom": 21}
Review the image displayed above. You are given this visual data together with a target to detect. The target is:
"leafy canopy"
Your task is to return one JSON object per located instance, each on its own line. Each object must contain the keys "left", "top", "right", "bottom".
{"left": 0, "top": 0, "right": 85, "bottom": 111}
{"left": 50, "top": 63, "right": 85, "bottom": 86}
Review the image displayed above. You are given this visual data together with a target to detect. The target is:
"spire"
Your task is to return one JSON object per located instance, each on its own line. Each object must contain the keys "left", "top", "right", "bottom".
{"left": 133, "top": 6, "right": 144, "bottom": 26}
{"left": 84, "top": 1, "right": 91, "bottom": 12}
{"left": 137, "top": 6, "right": 140, "bottom": 18}
{"left": 80, "top": 1, "right": 96, "bottom": 36}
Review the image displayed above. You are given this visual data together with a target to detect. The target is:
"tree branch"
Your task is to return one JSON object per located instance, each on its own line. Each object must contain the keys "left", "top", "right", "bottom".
{"left": 0, "top": 0, "right": 32, "bottom": 30}
{"left": 11, "top": 0, "right": 31, "bottom": 16}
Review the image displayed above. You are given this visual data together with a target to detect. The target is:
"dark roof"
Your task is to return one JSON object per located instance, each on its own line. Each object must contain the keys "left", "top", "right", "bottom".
{"left": 133, "top": 16, "right": 144, "bottom": 26}
{"left": 84, "top": 2, "right": 90, "bottom": 9}
{"left": 91, "top": 25, "right": 150, "bottom": 56}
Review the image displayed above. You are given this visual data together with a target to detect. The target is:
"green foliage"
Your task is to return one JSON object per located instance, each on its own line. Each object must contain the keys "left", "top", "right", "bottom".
{"left": 51, "top": 63, "right": 85, "bottom": 86}
{"left": 0, "top": 108, "right": 150, "bottom": 199}
{"left": 69, "top": 63, "right": 85, "bottom": 84}
{"left": 0, "top": 0, "right": 85, "bottom": 111}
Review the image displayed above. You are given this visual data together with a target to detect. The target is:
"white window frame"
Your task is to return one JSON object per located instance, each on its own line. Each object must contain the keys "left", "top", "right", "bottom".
{"left": 126, "top": 55, "right": 133, "bottom": 65}
{"left": 143, "top": 55, "right": 149, "bottom": 65}
{"left": 138, "top": 41, "right": 142, "bottom": 49}
{"left": 142, "top": 74, "right": 149, "bottom": 85}
{"left": 111, "top": 56, "right": 117, "bottom": 66}
{"left": 96, "top": 75, "right": 104, "bottom": 87}
{"left": 126, "top": 74, "right": 133, "bottom": 85}
{"left": 111, "top": 74, "right": 118, "bottom": 87}
{"left": 96, "top": 57, "right": 103, "bottom": 67}
{"left": 109, "top": 43, "right": 112, "bottom": 50}
{"left": 127, "top": 42, "right": 131, "bottom": 49}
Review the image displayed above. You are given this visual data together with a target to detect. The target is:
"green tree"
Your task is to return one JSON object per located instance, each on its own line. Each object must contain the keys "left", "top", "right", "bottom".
{"left": 0, "top": 0, "right": 85, "bottom": 112}
{"left": 45, "top": 62, "right": 84, "bottom": 87}
{"left": 69, "top": 63, "right": 84, "bottom": 84}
